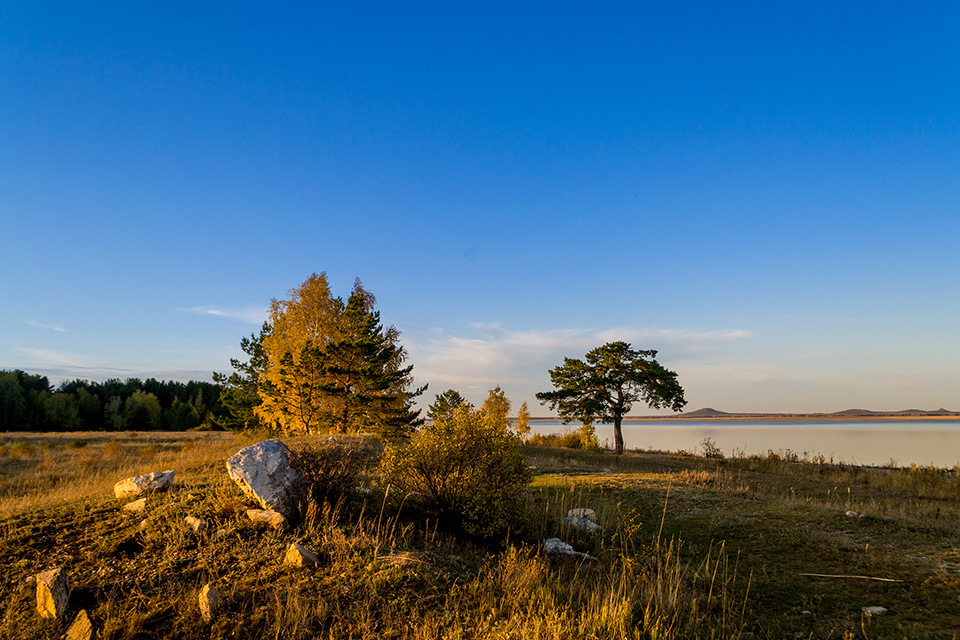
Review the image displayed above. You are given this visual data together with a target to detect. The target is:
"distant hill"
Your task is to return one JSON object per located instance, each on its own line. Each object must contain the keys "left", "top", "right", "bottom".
{"left": 680, "top": 407, "right": 732, "bottom": 417}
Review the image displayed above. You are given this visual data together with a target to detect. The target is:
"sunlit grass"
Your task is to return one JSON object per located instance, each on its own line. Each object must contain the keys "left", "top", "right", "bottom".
{"left": 2, "top": 434, "right": 960, "bottom": 638}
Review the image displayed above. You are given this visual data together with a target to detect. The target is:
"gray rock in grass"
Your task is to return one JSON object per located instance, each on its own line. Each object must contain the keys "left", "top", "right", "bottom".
{"left": 226, "top": 440, "right": 307, "bottom": 520}
{"left": 114, "top": 470, "right": 175, "bottom": 499}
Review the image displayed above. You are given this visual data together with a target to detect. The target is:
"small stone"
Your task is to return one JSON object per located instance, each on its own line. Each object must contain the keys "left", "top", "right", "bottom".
{"left": 138, "top": 519, "right": 149, "bottom": 531}
{"left": 563, "top": 516, "right": 602, "bottom": 533}
{"left": 199, "top": 583, "right": 219, "bottom": 623}
{"left": 800, "top": 610, "right": 812, "bottom": 616}
{"left": 567, "top": 508, "right": 596, "bottom": 520}
{"left": 542, "top": 537, "right": 598, "bottom": 562}
{"left": 284, "top": 542, "right": 320, "bottom": 567}
{"left": 845, "top": 510, "right": 865, "bottom": 518}
{"left": 247, "top": 509, "right": 289, "bottom": 532}
{"left": 123, "top": 498, "right": 147, "bottom": 513}
{"left": 36, "top": 567, "right": 70, "bottom": 619}
{"left": 65, "top": 609, "right": 93, "bottom": 640}
{"left": 215, "top": 528, "right": 228, "bottom": 538}
{"left": 185, "top": 516, "right": 207, "bottom": 532}
{"left": 24, "top": 575, "right": 36, "bottom": 586}
{"left": 114, "top": 470, "right": 175, "bottom": 499}
{"left": 862, "top": 606, "right": 888, "bottom": 616}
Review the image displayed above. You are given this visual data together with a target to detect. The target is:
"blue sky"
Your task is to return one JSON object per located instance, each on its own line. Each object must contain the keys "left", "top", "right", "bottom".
{"left": 2, "top": 2, "right": 959, "bottom": 414}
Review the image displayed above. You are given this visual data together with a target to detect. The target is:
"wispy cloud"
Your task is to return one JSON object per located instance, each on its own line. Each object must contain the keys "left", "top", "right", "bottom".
{"left": 14, "top": 347, "right": 81, "bottom": 366}
{"left": 409, "top": 325, "right": 753, "bottom": 394}
{"left": 23, "top": 319, "right": 66, "bottom": 332}
{"left": 178, "top": 305, "right": 267, "bottom": 324}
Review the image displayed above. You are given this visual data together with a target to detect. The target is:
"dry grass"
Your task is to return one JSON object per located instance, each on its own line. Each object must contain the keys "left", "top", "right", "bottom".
{"left": 0, "top": 432, "right": 239, "bottom": 512}
{"left": 2, "top": 434, "right": 960, "bottom": 638}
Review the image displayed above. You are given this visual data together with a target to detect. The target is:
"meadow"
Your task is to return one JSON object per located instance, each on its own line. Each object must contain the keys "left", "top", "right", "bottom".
{"left": 2, "top": 431, "right": 960, "bottom": 639}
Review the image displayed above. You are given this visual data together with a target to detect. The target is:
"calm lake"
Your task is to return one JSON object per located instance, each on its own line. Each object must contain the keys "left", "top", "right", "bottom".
{"left": 529, "top": 420, "right": 960, "bottom": 468}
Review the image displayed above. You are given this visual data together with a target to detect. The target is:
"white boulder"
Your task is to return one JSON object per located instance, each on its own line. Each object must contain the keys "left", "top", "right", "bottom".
{"left": 226, "top": 440, "right": 307, "bottom": 520}
{"left": 114, "top": 470, "right": 175, "bottom": 499}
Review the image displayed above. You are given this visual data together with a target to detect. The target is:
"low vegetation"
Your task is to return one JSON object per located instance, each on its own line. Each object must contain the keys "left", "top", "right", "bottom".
{"left": 3, "top": 431, "right": 960, "bottom": 638}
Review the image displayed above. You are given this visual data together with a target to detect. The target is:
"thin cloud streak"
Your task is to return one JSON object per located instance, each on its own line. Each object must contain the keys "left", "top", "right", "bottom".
{"left": 410, "top": 325, "right": 753, "bottom": 392}
{"left": 23, "top": 319, "right": 66, "bottom": 332}
{"left": 14, "top": 347, "right": 81, "bottom": 366}
{"left": 178, "top": 305, "right": 268, "bottom": 324}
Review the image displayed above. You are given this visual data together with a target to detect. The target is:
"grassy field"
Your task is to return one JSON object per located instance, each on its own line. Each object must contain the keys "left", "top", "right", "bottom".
{"left": 2, "top": 431, "right": 960, "bottom": 639}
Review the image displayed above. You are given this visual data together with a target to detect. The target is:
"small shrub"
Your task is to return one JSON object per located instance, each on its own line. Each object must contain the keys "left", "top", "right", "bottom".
{"left": 380, "top": 404, "right": 532, "bottom": 540}
{"left": 699, "top": 437, "right": 723, "bottom": 459}
{"left": 528, "top": 423, "right": 601, "bottom": 452}
{"left": 291, "top": 440, "right": 369, "bottom": 509}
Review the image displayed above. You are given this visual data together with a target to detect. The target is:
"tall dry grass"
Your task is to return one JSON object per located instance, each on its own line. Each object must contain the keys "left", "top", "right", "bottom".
{"left": 0, "top": 431, "right": 239, "bottom": 512}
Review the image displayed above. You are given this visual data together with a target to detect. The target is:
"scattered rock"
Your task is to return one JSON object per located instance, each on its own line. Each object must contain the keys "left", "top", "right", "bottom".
{"left": 800, "top": 610, "right": 812, "bottom": 616}
{"left": 199, "top": 583, "right": 219, "bottom": 623}
{"left": 123, "top": 498, "right": 147, "bottom": 513}
{"left": 138, "top": 520, "right": 149, "bottom": 531}
{"left": 845, "top": 510, "right": 865, "bottom": 518}
{"left": 247, "top": 509, "right": 289, "bottom": 533}
{"left": 24, "top": 575, "right": 36, "bottom": 586}
{"left": 602, "top": 468, "right": 613, "bottom": 474}
{"left": 567, "top": 508, "right": 596, "bottom": 520}
{"left": 36, "top": 567, "right": 70, "bottom": 619}
{"left": 542, "top": 537, "right": 598, "bottom": 562}
{"left": 563, "top": 516, "right": 602, "bottom": 533}
{"left": 862, "top": 606, "right": 888, "bottom": 616}
{"left": 226, "top": 440, "right": 307, "bottom": 520}
{"left": 215, "top": 528, "right": 228, "bottom": 538}
{"left": 185, "top": 516, "right": 207, "bottom": 533}
{"left": 114, "top": 470, "right": 175, "bottom": 499}
{"left": 65, "top": 609, "right": 93, "bottom": 640}
{"left": 284, "top": 542, "right": 320, "bottom": 567}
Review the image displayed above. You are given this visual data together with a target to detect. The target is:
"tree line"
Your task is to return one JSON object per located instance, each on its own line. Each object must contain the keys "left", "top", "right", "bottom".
{"left": 0, "top": 370, "right": 223, "bottom": 432}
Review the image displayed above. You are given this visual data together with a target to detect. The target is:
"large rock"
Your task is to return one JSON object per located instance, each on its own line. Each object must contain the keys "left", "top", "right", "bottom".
{"left": 114, "top": 470, "right": 175, "bottom": 499}
{"left": 226, "top": 440, "right": 307, "bottom": 520}
{"left": 36, "top": 567, "right": 70, "bottom": 618}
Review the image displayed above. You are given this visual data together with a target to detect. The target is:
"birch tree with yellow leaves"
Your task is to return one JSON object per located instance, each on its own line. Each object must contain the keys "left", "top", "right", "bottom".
{"left": 255, "top": 273, "right": 424, "bottom": 436}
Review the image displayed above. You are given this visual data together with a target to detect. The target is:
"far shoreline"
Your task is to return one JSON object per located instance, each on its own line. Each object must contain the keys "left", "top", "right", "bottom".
{"left": 528, "top": 412, "right": 960, "bottom": 423}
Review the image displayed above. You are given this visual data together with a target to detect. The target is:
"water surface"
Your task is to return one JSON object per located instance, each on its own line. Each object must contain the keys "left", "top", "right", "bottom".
{"left": 529, "top": 420, "right": 960, "bottom": 468}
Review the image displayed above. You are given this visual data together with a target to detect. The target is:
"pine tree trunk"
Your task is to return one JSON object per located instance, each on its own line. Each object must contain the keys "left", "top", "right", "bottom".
{"left": 613, "top": 416, "right": 624, "bottom": 455}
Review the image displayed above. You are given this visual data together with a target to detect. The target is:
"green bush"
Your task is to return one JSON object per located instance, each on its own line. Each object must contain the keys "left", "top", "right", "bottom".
{"left": 380, "top": 404, "right": 531, "bottom": 539}
{"left": 528, "top": 423, "right": 601, "bottom": 451}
